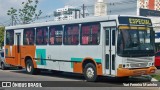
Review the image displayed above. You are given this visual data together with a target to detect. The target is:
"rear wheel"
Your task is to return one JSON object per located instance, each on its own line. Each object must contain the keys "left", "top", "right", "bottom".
{"left": 26, "top": 59, "right": 39, "bottom": 75}
{"left": 83, "top": 63, "right": 97, "bottom": 82}
{"left": 1, "top": 63, "right": 6, "bottom": 70}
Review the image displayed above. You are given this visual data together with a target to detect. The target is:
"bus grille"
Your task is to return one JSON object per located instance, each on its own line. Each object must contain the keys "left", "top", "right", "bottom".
{"left": 126, "top": 57, "right": 152, "bottom": 63}
{"left": 123, "top": 57, "right": 153, "bottom": 68}
{"left": 130, "top": 63, "right": 148, "bottom": 68}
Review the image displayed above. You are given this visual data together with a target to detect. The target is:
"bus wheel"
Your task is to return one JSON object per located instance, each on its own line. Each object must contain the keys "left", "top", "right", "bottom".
{"left": 1, "top": 63, "right": 6, "bottom": 70}
{"left": 26, "top": 59, "right": 37, "bottom": 75}
{"left": 84, "top": 63, "right": 97, "bottom": 82}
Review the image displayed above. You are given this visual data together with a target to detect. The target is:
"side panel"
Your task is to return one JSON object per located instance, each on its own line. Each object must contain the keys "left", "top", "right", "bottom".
{"left": 35, "top": 46, "right": 102, "bottom": 73}
{"left": 5, "top": 46, "right": 16, "bottom": 65}
{"left": 21, "top": 46, "right": 36, "bottom": 68}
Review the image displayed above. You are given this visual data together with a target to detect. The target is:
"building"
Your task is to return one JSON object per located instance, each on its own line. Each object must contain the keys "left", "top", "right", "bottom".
{"left": 94, "top": 0, "right": 107, "bottom": 16}
{"left": 54, "top": 6, "right": 81, "bottom": 21}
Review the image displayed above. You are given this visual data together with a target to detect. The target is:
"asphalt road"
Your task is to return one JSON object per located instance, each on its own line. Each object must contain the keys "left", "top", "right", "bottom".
{"left": 0, "top": 68, "right": 159, "bottom": 90}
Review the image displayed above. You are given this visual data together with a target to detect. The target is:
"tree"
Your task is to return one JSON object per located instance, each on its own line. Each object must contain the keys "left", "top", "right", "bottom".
{"left": 7, "top": 8, "right": 17, "bottom": 25}
{"left": 7, "top": 0, "right": 42, "bottom": 25}
{"left": 0, "top": 26, "right": 4, "bottom": 48}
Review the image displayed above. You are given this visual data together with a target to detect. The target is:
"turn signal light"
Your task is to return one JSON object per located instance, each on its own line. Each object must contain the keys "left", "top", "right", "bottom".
{"left": 119, "top": 64, "right": 123, "bottom": 68}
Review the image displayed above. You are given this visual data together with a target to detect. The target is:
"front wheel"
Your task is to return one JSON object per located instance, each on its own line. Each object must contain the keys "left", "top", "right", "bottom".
{"left": 83, "top": 63, "right": 97, "bottom": 82}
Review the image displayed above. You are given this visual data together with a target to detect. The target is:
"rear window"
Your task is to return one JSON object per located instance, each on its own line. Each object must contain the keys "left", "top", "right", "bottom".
{"left": 155, "top": 52, "right": 160, "bottom": 56}
{"left": 1, "top": 52, "right": 4, "bottom": 57}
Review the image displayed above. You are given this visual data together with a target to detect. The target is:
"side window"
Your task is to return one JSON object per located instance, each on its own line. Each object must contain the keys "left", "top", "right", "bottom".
{"left": 23, "top": 28, "right": 35, "bottom": 45}
{"left": 64, "top": 24, "right": 79, "bottom": 45}
{"left": 81, "top": 23, "right": 100, "bottom": 45}
{"left": 106, "top": 30, "right": 109, "bottom": 45}
{"left": 6, "top": 30, "right": 14, "bottom": 45}
{"left": 36, "top": 27, "right": 48, "bottom": 45}
{"left": 49, "top": 26, "right": 63, "bottom": 45}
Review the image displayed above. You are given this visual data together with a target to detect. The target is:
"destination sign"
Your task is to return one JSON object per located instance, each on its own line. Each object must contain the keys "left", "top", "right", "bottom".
{"left": 118, "top": 16, "right": 152, "bottom": 26}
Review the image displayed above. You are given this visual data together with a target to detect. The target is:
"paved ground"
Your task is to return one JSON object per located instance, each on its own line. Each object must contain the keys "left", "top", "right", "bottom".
{"left": 0, "top": 68, "right": 159, "bottom": 90}
{"left": 156, "top": 68, "right": 160, "bottom": 74}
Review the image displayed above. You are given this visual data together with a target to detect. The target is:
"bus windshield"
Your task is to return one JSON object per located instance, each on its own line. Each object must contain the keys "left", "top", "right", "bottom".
{"left": 117, "top": 28, "right": 154, "bottom": 57}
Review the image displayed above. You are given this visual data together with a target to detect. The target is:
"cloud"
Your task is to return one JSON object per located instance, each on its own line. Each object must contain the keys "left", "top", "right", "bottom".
{"left": 65, "top": 0, "right": 96, "bottom": 6}
{"left": 0, "top": 0, "right": 44, "bottom": 25}
{"left": 0, "top": 0, "right": 26, "bottom": 25}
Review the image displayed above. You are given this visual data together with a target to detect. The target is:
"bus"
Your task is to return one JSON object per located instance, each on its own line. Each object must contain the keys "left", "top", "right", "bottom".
{"left": 4, "top": 15, "right": 156, "bottom": 81}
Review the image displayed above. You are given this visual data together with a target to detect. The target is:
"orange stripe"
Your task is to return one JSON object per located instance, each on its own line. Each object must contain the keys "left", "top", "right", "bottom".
{"left": 73, "top": 62, "right": 82, "bottom": 73}
{"left": 73, "top": 57, "right": 103, "bottom": 75}
{"left": 97, "top": 64, "right": 102, "bottom": 75}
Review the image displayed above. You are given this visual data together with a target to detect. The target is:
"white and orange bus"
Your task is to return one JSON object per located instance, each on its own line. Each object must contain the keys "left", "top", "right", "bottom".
{"left": 4, "top": 15, "right": 156, "bottom": 81}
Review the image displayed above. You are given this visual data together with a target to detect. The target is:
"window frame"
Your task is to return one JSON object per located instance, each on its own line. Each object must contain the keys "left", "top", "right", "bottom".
{"left": 63, "top": 24, "right": 80, "bottom": 45}
{"left": 6, "top": 30, "right": 14, "bottom": 45}
{"left": 36, "top": 26, "right": 49, "bottom": 45}
{"left": 49, "top": 25, "right": 63, "bottom": 45}
{"left": 80, "top": 22, "right": 100, "bottom": 45}
{"left": 23, "top": 28, "right": 35, "bottom": 45}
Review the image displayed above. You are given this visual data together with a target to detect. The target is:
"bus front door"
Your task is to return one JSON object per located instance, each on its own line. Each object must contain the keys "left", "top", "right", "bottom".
{"left": 105, "top": 27, "right": 116, "bottom": 75}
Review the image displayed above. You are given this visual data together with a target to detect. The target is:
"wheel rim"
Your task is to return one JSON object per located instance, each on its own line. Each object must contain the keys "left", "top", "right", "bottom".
{"left": 27, "top": 63, "right": 32, "bottom": 72}
{"left": 86, "top": 67, "right": 94, "bottom": 79}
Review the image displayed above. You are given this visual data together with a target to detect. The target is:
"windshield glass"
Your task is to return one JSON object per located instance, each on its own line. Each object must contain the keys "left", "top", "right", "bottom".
{"left": 117, "top": 28, "right": 154, "bottom": 57}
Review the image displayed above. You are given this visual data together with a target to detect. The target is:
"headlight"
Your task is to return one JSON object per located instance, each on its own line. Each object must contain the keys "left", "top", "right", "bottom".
{"left": 148, "top": 62, "right": 154, "bottom": 66}
{"left": 119, "top": 64, "right": 123, "bottom": 68}
{"left": 126, "top": 64, "right": 130, "bottom": 68}
{"left": 119, "top": 64, "right": 130, "bottom": 68}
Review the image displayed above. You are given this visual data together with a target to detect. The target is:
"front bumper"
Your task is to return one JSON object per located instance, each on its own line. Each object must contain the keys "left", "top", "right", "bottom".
{"left": 117, "top": 66, "right": 157, "bottom": 77}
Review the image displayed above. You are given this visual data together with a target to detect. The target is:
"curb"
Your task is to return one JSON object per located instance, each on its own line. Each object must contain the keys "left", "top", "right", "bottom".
{"left": 151, "top": 78, "right": 158, "bottom": 81}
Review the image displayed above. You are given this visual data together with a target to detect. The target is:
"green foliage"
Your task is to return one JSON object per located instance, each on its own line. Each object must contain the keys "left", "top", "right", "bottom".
{"left": 0, "top": 27, "right": 4, "bottom": 48}
{"left": 151, "top": 74, "right": 160, "bottom": 81}
{"left": 7, "top": 0, "right": 42, "bottom": 24}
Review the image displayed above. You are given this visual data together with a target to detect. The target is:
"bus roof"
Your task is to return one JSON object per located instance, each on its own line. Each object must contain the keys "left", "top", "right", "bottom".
{"left": 5, "top": 15, "right": 151, "bottom": 30}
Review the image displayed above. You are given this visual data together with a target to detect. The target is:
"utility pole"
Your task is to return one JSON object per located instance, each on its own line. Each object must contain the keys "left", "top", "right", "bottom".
{"left": 83, "top": 4, "right": 85, "bottom": 18}
{"left": 11, "top": 15, "right": 14, "bottom": 26}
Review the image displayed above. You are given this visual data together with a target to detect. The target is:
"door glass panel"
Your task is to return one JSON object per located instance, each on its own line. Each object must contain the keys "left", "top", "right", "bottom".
{"left": 17, "top": 34, "right": 21, "bottom": 53}
{"left": 112, "top": 55, "right": 115, "bottom": 70}
{"left": 106, "top": 30, "right": 109, "bottom": 45}
{"left": 112, "top": 30, "right": 115, "bottom": 46}
{"left": 106, "top": 54, "right": 109, "bottom": 69}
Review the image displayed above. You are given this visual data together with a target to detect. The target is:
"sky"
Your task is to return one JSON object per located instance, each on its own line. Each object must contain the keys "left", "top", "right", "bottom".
{"left": 0, "top": 0, "right": 96, "bottom": 26}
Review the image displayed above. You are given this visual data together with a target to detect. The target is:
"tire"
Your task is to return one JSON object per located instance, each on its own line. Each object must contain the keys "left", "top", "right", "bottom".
{"left": 83, "top": 63, "right": 97, "bottom": 82}
{"left": 25, "top": 59, "right": 39, "bottom": 75}
{"left": 1, "top": 63, "right": 6, "bottom": 70}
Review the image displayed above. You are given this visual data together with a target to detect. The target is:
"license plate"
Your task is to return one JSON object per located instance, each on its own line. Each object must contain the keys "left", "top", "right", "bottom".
{"left": 133, "top": 70, "right": 146, "bottom": 75}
